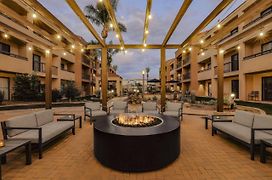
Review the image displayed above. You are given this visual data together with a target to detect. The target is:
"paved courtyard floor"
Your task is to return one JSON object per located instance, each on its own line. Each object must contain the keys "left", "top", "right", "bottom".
{"left": 0, "top": 106, "right": 272, "bottom": 179}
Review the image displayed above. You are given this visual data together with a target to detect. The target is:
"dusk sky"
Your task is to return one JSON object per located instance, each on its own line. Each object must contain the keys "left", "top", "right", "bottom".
{"left": 38, "top": 0, "right": 245, "bottom": 79}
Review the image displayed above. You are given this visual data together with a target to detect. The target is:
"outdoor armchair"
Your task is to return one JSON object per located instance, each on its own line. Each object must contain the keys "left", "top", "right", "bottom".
{"left": 142, "top": 101, "right": 159, "bottom": 114}
{"left": 108, "top": 101, "right": 128, "bottom": 114}
{"left": 84, "top": 102, "right": 107, "bottom": 121}
{"left": 162, "top": 101, "right": 183, "bottom": 120}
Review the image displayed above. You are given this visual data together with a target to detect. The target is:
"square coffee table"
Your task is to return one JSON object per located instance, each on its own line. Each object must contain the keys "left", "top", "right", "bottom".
{"left": 0, "top": 139, "right": 32, "bottom": 180}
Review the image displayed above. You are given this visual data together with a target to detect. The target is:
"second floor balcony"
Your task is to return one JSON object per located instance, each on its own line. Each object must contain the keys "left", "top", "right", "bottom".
{"left": 183, "top": 72, "right": 191, "bottom": 80}
{"left": 33, "top": 62, "right": 58, "bottom": 76}
{"left": 214, "top": 61, "right": 239, "bottom": 76}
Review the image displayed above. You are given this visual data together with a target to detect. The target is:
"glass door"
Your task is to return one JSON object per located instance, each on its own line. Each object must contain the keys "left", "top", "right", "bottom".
{"left": 231, "top": 80, "right": 239, "bottom": 99}
{"left": 262, "top": 77, "right": 272, "bottom": 101}
{"left": 0, "top": 77, "right": 10, "bottom": 100}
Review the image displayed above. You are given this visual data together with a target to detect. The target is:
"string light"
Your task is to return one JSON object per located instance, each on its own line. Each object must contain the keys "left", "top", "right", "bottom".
{"left": 120, "top": 46, "right": 124, "bottom": 50}
{"left": 63, "top": 52, "right": 67, "bottom": 56}
{"left": 71, "top": 45, "right": 75, "bottom": 49}
{"left": 110, "top": 23, "right": 113, "bottom": 28}
{"left": 45, "top": 50, "right": 50, "bottom": 54}
{"left": 237, "top": 46, "right": 241, "bottom": 50}
{"left": 115, "top": 34, "right": 119, "bottom": 38}
{"left": 143, "top": 43, "right": 147, "bottom": 47}
{"left": 99, "top": 0, "right": 103, "bottom": 2}
{"left": 189, "top": 47, "right": 192, "bottom": 51}
{"left": 217, "top": 24, "right": 221, "bottom": 29}
{"left": 3, "top": 33, "right": 9, "bottom": 39}
{"left": 201, "top": 52, "right": 205, "bottom": 56}
{"left": 57, "top": 35, "right": 61, "bottom": 39}
{"left": 125, "top": 50, "right": 128, "bottom": 54}
{"left": 148, "top": 14, "right": 152, "bottom": 19}
{"left": 200, "top": 39, "right": 204, "bottom": 44}
{"left": 220, "top": 49, "right": 224, "bottom": 54}
{"left": 145, "top": 30, "right": 149, "bottom": 34}
{"left": 142, "top": 49, "right": 145, "bottom": 52}
{"left": 182, "top": 50, "right": 186, "bottom": 53}
{"left": 259, "top": 31, "right": 264, "bottom": 37}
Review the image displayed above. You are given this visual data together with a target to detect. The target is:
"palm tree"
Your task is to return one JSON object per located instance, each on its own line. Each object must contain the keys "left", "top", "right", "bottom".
{"left": 85, "top": 0, "right": 127, "bottom": 40}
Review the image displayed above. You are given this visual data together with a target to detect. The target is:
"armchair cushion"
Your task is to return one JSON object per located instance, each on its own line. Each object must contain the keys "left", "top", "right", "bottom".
{"left": 6, "top": 113, "right": 37, "bottom": 137}
{"left": 253, "top": 114, "right": 272, "bottom": 134}
{"left": 143, "top": 102, "right": 157, "bottom": 111}
{"left": 36, "top": 110, "right": 54, "bottom": 127}
{"left": 92, "top": 110, "right": 107, "bottom": 117}
{"left": 113, "top": 102, "right": 127, "bottom": 110}
{"left": 166, "top": 102, "right": 182, "bottom": 111}
{"left": 232, "top": 110, "right": 254, "bottom": 127}
{"left": 85, "top": 102, "right": 101, "bottom": 111}
{"left": 163, "top": 111, "right": 180, "bottom": 117}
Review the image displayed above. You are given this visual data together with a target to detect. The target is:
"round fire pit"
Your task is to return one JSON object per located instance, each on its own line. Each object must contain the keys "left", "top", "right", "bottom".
{"left": 93, "top": 113, "right": 180, "bottom": 172}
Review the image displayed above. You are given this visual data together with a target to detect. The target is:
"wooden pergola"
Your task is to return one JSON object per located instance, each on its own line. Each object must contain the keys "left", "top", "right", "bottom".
{"left": 62, "top": 0, "right": 235, "bottom": 112}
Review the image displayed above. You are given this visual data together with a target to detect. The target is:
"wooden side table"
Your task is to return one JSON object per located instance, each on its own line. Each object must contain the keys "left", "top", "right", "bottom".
{"left": 0, "top": 140, "right": 32, "bottom": 180}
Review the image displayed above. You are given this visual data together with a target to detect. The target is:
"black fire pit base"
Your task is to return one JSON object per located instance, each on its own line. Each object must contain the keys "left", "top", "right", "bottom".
{"left": 93, "top": 114, "right": 180, "bottom": 172}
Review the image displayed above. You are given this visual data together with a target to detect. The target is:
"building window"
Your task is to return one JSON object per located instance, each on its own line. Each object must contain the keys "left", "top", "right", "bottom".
{"left": 0, "top": 42, "right": 10, "bottom": 55}
{"left": 261, "top": 6, "right": 272, "bottom": 17}
{"left": 231, "top": 80, "right": 239, "bottom": 99}
{"left": 231, "top": 53, "right": 239, "bottom": 71}
{"left": 61, "top": 63, "right": 65, "bottom": 70}
{"left": 261, "top": 41, "right": 272, "bottom": 52}
{"left": 230, "top": 27, "right": 238, "bottom": 35}
{"left": 33, "top": 54, "right": 41, "bottom": 72}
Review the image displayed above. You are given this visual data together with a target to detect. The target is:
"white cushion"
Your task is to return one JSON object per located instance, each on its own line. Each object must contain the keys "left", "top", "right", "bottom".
{"left": 166, "top": 102, "right": 182, "bottom": 111}
{"left": 10, "top": 121, "right": 74, "bottom": 143}
{"left": 110, "top": 110, "right": 126, "bottom": 114}
{"left": 85, "top": 102, "right": 101, "bottom": 111}
{"left": 92, "top": 110, "right": 107, "bottom": 117}
{"left": 143, "top": 110, "right": 158, "bottom": 115}
{"left": 6, "top": 114, "right": 37, "bottom": 137}
{"left": 113, "top": 102, "right": 127, "bottom": 110}
{"left": 143, "top": 102, "right": 157, "bottom": 111}
{"left": 163, "top": 111, "right": 180, "bottom": 117}
{"left": 35, "top": 110, "right": 54, "bottom": 127}
{"left": 232, "top": 110, "right": 254, "bottom": 127}
{"left": 253, "top": 114, "right": 272, "bottom": 134}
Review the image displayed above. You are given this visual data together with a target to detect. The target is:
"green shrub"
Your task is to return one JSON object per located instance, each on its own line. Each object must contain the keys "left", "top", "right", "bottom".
{"left": 62, "top": 82, "right": 80, "bottom": 101}
{"left": 52, "top": 89, "right": 62, "bottom": 102}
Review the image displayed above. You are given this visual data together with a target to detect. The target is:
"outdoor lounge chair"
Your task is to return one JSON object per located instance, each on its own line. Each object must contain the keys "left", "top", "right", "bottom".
{"left": 162, "top": 101, "right": 183, "bottom": 120}
{"left": 142, "top": 101, "right": 159, "bottom": 114}
{"left": 108, "top": 101, "right": 128, "bottom": 114}
{"left": 212, "top": 110, "right": 272, "bottom": 160}
{"left": 1, "top": 110, "right": 76, "bottom": 159}
{"left": 84, "top": 102, "right": 107, "bottom": 121}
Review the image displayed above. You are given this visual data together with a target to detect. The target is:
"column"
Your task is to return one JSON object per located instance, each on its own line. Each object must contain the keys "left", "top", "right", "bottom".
{"left": 45, "top": 51, "right": 52, "bottom": 109}
{"left": 74, "top": 45, "right": 82, "bottom": 93}
{"left": 217, "top": 49, "right": 224, "bottom": 112}
{"left": 101, "top": 47, "right": 108, "bottom": 111}
{"left": 190, "top": 46, "right": 200, "bottom": 94}
{"left": 160, "top": 47, "right": 166, "bottom": 111}
{"left": 239, "top": 42, "right": 246, "bottom": 100}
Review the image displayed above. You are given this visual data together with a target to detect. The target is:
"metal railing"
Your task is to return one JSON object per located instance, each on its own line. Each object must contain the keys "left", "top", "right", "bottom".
{"left": 0, "top": 50, "right": 28, "bottom": 61}
{"left": 214, "top": 61, "right": 239, "bottom": 75}
{"left": 61, "top": 67, "right": 74, "bottom": 73}
{"left": 183, "top": 72, "right": 191, "bottom": 80}
{"left": 198, "top": 67, "right": 211, "bottom": 73}
{"left": 0, "top": 12, "right": 28, "bottom": 29}
{"left": 33, "top": 62, "right": 58, "bottom": 75}
{"left": 243, "top": 10, "right": 272, "bottom": 29}
{"left": 176, "top": 61, "right": 182, "bottom": 69}
{"left": 183, "top": 56, "right": 190, "bottom": 65}
{"left": 82, "top": 58, "right": 90, "bottom": 65}
{"left": 243, "top": 49, "right": 272, "bottom": 60}
{"left": 218, "top": 30, "right": 238, "bottom": 43}
{"left": 82, "top": 73, "right": 90, "bottom": 80}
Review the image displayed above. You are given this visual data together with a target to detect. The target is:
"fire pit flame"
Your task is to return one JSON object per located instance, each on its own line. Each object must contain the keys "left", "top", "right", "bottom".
{"left": 112, "top": 114, "right": 162, "bottom": 127}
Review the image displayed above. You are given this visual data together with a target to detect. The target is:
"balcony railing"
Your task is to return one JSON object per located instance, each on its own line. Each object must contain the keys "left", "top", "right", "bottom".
{"left": 0, "top": 12, "right": 28, "bottom": 30}
{"left": 183, "top": 57, "right": 190, "bottom": 65}
{"left": 218, "top": 30, "right": 238, "bottom": 43}
{"left": 198, "top": 67, "right": 211, "bottom": 73}
{"left": 243, "top": 10, "right": 272, "bottom": 29}
{"left": 176, "top": 61, "right": 182, "bottom": 69}
{"left": 0, "top": 50, "right": 28, "bottom": 61}
{"left": 33, "top": 31, "right": 55, "bottom": 45}
{"left": 82, "top": 73, "right": 90, "bottom": 80}
{"left": 243, "top": 49, "right": 272, "bottom": 60}
{"left": 82, "top": 58, "right": 90, "bottom": 65}
{"left": 33, "top": 62, "right": 58, "bottom": 75}
{"left": 214, "top": 61, "right": 239, "bottom": 75}
{"left": 61, "top": 67, "right": 74, "bottom": 73}
{"left": 183, "top": 72, "right": 191, "bottom": 80}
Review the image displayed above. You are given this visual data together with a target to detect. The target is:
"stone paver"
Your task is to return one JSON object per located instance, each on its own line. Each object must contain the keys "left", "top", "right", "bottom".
{"left": 0, "top": 106, "right": 272, "bottom": 179}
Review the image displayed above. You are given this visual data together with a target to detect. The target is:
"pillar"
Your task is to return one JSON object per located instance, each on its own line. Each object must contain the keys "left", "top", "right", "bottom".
{"left": 160, "top": 47, "right": 166, "bottom": 111}
{"left": 190, "top": 46, "right": 200, "bottom": 94}
{"left": 239, "top": 42, "right": 246, "bottom": 100}
{"left": 74, "top": 45, "right": 82, "bottom": 93}
{"left": 101, "top": 47, "right": 108, "bottom": 111}
{"left": 45, "top": 51, "right": 52, "bottom": 109}
{"left": 217, "top": 49, "right": 224, "bottom": 112}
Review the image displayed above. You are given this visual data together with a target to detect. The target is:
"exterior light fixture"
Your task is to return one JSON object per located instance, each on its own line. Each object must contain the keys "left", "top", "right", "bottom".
{"left": 63, "top": 52, "right": 66, "bottom": 56}
{"left": 57, "top": 35, "right": 61, "bottom": 39}
{"left": 120, "top": 46, "right": 124, "bottom": 50}
{"left": 142, "top": 70, "right": 145, "bottom": 75}
{"left": 217, "top": 24, "right": 221, "bottom": 29}
{"left": 28, "top": 46, "right": 32, "bottom": 51}
{"left": 32, "top": 13, "right": 37, "bottom": 19}
{"left": 45, "top": 50, "right": 50, "bottom": 54}
{"left": 219, "top": 49, "right": 224, "bottom": 54}
{"left": 259, "top": 32, "right": 264, "bottom": 37}
{"left": 148, "top": 14, "right": 152, "bottom": 19}
{"left": 142, "top": 49, "right": 145, "bottom": 52}
{"left": 237, "top": 46, "right": 241, "bottom": 50}
{"left": 182, "top": 50, "right": 186, "bottom": 53}
{"left": 143, "top": 43, "right": 147, "bottom": 47}
{"left": 145, "top": 30, "right": 149, "bottom": 34}
{"left": 200, "top": 39, "right": 204, "bottom": 44}
{"left": 125, "top": 50, "right": 128, "bottom": 54}
{"left": 71, "top": 45, "right": 75, "bottom": 49}
{"left": 201, "top": 52, "right": 205, "bottom": 56}
{"left": 110, "top": 23, "right": 113, "bottom": 28}
{"left": 81, "top": 48, "right": 84, "bottom": 52}
{"left": 115, "top": 34, "right": 119, "bottom": 38}
{"left": 189, "top": 47, "right": 192, "bottom": 51}
{"left": 3, "top": 33, "right": 9, "bottom": 39}
{"left": 230, "top": 93, "right": 235, "bottom": 98}
{"left": 99, "top": 0, "right": 103, "bottom": 2}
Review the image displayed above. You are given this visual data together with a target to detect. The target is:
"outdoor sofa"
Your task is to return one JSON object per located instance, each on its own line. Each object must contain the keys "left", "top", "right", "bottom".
{"left": 1, "top": 110, "right": 76, "bottom": 159}
{"left": 212, "top": 110, "right": 272, "bottom": 160}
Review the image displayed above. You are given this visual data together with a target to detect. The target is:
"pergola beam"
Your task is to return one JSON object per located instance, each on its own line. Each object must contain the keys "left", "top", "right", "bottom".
{"left": 103, "top": 0, "right": 125, "bottom": 48}
{"left": 65, "top": 0, "right": 105, "bottom": 47}
{"left": 142, "top": 0, "right": 152, "bottom": 45}
{"left": 86, "top": 44, "right": 181, "bottom": 49}
{"left": 180, "top": 0, "right": 234, "bottom": 48}
{"left": 162, "top": 0, "right": 192, "bottom": 47}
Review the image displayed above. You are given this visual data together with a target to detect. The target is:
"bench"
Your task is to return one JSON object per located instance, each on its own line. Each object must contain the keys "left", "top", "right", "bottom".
{"left": 1, "top": 110, "right": 76, "bottom": 159}
{"left": 212, "top": 110, "right": 272, "bottom": 160}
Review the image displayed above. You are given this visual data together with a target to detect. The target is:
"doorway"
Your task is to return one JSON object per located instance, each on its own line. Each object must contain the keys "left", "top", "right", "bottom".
{"left": 262, "top": 77, "right": 272, "bottom": 101}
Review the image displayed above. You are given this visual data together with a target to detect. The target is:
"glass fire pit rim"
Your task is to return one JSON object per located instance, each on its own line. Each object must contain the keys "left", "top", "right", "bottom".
{"left": 111, "top": 113, "right": 164, "bottom": 128}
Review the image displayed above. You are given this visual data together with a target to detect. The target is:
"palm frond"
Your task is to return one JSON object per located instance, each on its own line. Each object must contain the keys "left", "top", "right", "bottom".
{"left": 118, "top": 22, "right": 127, "bottom": 32}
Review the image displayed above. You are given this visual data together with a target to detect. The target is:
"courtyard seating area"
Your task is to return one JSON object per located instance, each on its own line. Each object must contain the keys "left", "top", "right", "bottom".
{"left": 0, "top": 105, "right": 272, "bottom": 179}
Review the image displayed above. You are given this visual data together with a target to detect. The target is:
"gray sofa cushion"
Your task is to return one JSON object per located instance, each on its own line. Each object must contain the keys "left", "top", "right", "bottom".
{"left": 36, "top": 110, "right": 54, "bottom": 127}
{"left": 163, "top": 111, "right": 180, "bottom": 117}
{"left": 92, "top": 110, "right": 107, "bottom": 117}
{"left": 143, "top": 110, "right": 158, "bottom": 114}
{"left": 213, "top": 122, "right": 272, "bottom": 144}
{"left": 113, "top": 102, "right": 127, "bottom": 110}
{"left": 232, "top": 110, "right": 254, "bottom": 127}
{"left": 143, "top": 102, "right": 157, "bottom": 111}
{"left": 166, "top": 102, "right": 182, "bottom": 111}
{"left": 10, "top": 121, "right": 74, "bottom": 143}
{"left": 85, "top": 102, "right": 101, "bottom": 111}
{"left": 6, "top": 113, "right": 37, "bottom": 137}
{"left": 253, "top": 114, "right": 272, "bottom": 135}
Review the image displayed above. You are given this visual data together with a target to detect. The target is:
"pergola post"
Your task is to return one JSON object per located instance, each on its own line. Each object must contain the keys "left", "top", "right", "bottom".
{"left": 160, "top": 47, "right": 166, "bottom": 112}
{"left": 101, "top": 47, "right": 108, "bottom": 111}
{"left": 217, "top": 49, "right": 224, "bottom": 112}
{"left": 75, "top": 45, "right": 82, "bottom": 93}
{"left": 45, "top": 52, "right": 52, "bottom": 109}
